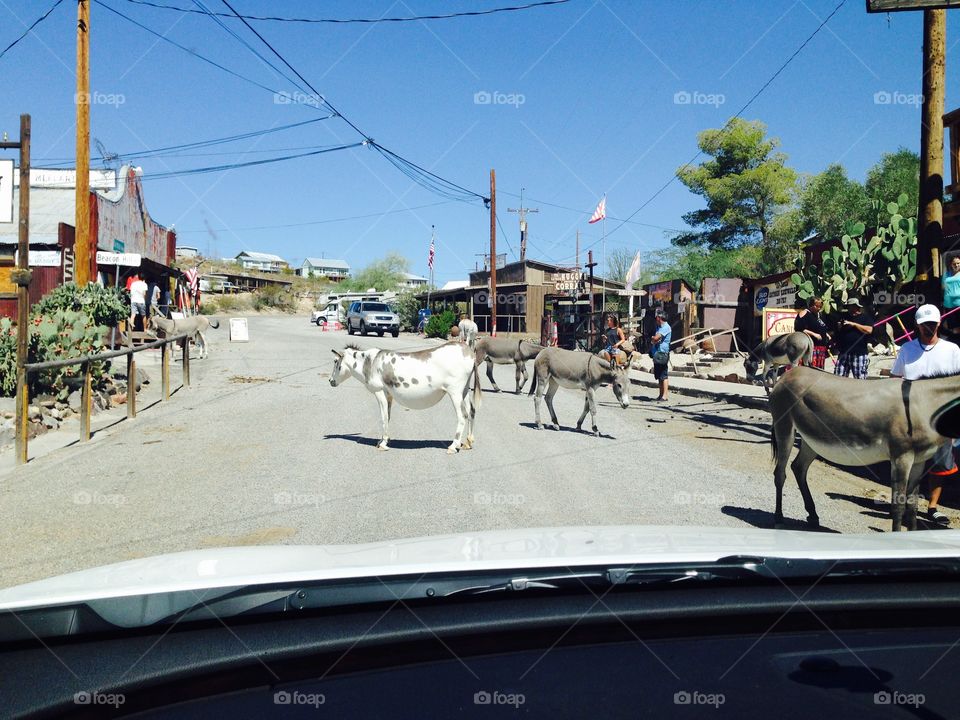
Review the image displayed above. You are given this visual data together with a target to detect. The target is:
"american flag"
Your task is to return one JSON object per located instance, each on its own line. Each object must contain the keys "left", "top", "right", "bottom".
{"left": 428, "top": 238, "right": 435, "bottom": 270}
{"left": 185, "top": 267, "right": 200, "bottom": 295}
{"left": 588, "top": 196, "right": 606, "bottom": 224}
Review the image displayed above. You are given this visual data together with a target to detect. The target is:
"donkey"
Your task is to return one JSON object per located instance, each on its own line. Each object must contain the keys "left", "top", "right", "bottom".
{"left": 148, "top": 314, "right": 220, "bottom": 359}
{"left": 330, "top": 342, "right": 481, "bottom": 454}
{"left": 770, "top": 365, "right": 960, "bottom": 531}
{"left": 474, "top": 337, "right": 543, "bottom": 393}
{"left": 528, "top": 348, "right": 631, "bottom": 435}
{"left": 744, "top": 331, "right": 813, "bottom": 394}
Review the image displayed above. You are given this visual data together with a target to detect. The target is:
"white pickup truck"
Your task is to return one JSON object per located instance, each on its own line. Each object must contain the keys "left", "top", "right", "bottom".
{"left": 311, "top": 301, "right": 344, "bottom": 326}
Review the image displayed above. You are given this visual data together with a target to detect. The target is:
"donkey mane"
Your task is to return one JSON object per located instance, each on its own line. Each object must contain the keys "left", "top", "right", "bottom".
{"left": 344, "top": 342, "right": 361, "bottom": 351}
{"left": 910, "top": 368, "right": 960, "bottom": 381}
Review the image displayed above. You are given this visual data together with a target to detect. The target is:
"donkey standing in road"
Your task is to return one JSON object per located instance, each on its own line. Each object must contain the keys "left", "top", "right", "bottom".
{"left": 528, "top": 347, "right": 631, "bottom": 436}
{"left": 474, "top": 337, "right": 543, "bottom": 393}
{"left": 770, "top": 365, "right": 960, "bottom": 531}
{"left": 148, "top": 314, "right": 220, "bottom": 359}
{"left": 330, "top": 342, "right": 481, "bottom": 454}
{"left": 744, "top": 331, "right": 813, "bottom": 395}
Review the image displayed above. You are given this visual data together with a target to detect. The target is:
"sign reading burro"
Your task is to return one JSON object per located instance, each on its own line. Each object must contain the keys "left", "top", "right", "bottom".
{"left": 96, "top": 251, "right": 141, "bottom": 267}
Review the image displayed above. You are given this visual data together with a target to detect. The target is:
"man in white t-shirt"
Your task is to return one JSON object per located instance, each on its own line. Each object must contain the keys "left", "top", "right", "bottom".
{"left": 891, "top": 304, "right": 960, "bottom": 525}
{"left": 129, "top": 275, "right": 149, "bottom": 332}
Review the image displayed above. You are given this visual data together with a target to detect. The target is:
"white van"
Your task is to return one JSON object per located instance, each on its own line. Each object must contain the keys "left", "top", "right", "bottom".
{"left": 311, "top": 301, "right": 344, "bottom": 326}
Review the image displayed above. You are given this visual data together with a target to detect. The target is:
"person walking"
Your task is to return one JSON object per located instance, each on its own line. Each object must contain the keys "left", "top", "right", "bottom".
{"left": 794, "top": 298, "right": 829, "bottom": 369}
{"left": 890, "top": 304, "right": 960, "bottom": 526}
{"left": 129, "top": 274, "right": 149, "bottom": 334}
{"left": 650, "top": 310, "right": 671, "bottom": 401}
{"left": 833, "top": 298, "right": 874, "bottom": 379}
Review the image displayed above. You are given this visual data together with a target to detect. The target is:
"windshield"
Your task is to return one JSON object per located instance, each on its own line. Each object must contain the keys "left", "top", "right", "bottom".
{"left": 0, "top": 0, "right": 957, "bottom": 650}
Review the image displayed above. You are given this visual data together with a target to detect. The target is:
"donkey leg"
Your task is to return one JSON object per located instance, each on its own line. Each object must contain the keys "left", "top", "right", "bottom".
{"left": 576, "top": 393, "right": 590, "bottom": 432}
{"left": 587, "top": 389, "right": 599, "bottom": 436}
{"left": 375, "top": 392, "right": 391, "bottom": 451}
{"left": 460, "top": 385, "right": 474, "bottom": 449}
{"left": 905, "top": 463, "right": 922, "bottom": 531}
{"left": 515, "top": 361, "right": 528, "bottom": 394}
{"left": 544, "top": 379, "right": 561, "bottom": 430}
{"left": 486, "top": 358, "right": 501, "bottom": 393}
{"left": 889, "top": 453, "right": 915, "bottom": 532}
{"left": 790, "top": 442, "right": 820, "bottom": 527}
{"left": 772, "top": 418, "right": 795, "bottom": 528}
{"left": 447, "top": 389, "right": 467, "bottom": 454}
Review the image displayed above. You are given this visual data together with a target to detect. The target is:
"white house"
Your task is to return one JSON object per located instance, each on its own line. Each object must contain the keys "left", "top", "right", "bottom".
{"left": 176, "top": 245, "right": 199, "bottom": 258}
{"left": 401, "top": 272, "right": 429, "bottom": 289}
{"left": 235, "top": 251, "right": 288, "bottom": 273}
{"left": 299, "top": 257, "right": 350, "bottom": 280}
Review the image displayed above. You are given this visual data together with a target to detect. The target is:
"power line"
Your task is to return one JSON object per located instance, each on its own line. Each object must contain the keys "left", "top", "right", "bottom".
{"left": 176, "top": 201, "right": 457, "bottom": 233}
{"left": 139, "top": 141, "right": 365, "bottom": 180}
{"left": 123, "top": 0, "right": 572, "bottom": 24}
{"left": 494, "top": 213, "right": 517, "bottom": 260}
{"left": 34, "top": 116, "right": 334, "bottom": 167}
{"left": 498, "top": 190, "right": 684, "bottom": 232}
{"left": 0, "top": 0, "right": 66, "bottom": 62}
{"left": 606, "top": 0, "right": 849, "bottom": 241}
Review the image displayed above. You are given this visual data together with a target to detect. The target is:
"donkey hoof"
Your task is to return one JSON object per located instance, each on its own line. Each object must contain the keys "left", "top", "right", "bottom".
{"left": 592, "top": 428, "right": 600, "bottom": 437}
{"left": 446, "top": 446, "right": 459, "bottom": 455}
{"left": 377, "top": 443, "right": 390, "bottom": 452}
{"left": 807, "top": 515, "right": 820, "bottom": 528}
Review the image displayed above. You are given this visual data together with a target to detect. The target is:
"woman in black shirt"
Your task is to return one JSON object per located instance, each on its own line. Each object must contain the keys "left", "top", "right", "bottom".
{"left": 794, "top": 298, "right": 829, "bottom": 369}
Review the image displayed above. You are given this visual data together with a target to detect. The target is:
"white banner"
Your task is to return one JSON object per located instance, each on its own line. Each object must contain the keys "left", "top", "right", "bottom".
{"left": 14, "top": 250, "right": 61, "bottom": 267}
{"left": 13, "top": 168, "right": 116, "bottom": 189}
{"left": 0, "top": 160, "right": 13, "bottom": 224}
{"left": 96, "top": 251, "right": 142, "bottom": 267}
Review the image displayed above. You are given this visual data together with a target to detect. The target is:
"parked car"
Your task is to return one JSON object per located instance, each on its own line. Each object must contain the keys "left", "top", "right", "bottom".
{"left": 346, "top": 301, "right": 400, "bottom": 337}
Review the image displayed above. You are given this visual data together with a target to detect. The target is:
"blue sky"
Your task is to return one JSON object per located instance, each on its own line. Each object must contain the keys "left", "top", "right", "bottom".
{"left": 0, "top": 0, "right": 957, "bottom": 283}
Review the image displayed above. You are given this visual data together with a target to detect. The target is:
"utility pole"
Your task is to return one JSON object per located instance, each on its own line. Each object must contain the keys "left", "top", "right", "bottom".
{"left": 489, "top": 169, "right": 497, "bottom": 336}
{"left": 586, "top": 250, "right": 597, "bottom": 350}
{"left": 75, "top": 0, "right": 91, "bottom": 286}
{"left": 919, "top": 8, "right": 945, "bottom": 291}
{"left": 1, "top": 115, "right": 31, "bottom": 464}
{"left": 507, "top": 187, "right": 538, "bottom": 263}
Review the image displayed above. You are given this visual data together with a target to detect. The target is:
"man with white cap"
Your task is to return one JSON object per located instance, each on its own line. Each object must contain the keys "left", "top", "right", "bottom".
{"left": 891, "top": 304, "right": 960, "bottom": 525}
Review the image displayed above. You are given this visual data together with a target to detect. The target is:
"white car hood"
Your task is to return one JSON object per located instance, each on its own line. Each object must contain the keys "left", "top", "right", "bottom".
{"left": 3, "top": 525, "right": 960, "bottom": 614}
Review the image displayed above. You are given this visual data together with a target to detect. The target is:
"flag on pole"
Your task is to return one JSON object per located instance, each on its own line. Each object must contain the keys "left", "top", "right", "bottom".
{"left": 624, "top": 251, "right": 641, "bottom": 288}
{"left": 428, "top": 237, "right": 435, "bottom": 270}
{"left": 588, "top": 196, "right": 606, "bottom": 224}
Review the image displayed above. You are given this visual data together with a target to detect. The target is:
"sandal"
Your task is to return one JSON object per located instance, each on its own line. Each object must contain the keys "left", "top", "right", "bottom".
{"left": 928, "top": 508, "right": 951, "bottom": 526}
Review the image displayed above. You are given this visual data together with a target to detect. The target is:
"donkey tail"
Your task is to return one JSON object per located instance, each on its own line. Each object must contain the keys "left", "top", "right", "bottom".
{"left": 471, "top": 363, "right": 482, "bottom": 413}
{"left": 209, "top": 319, "right": 220, "bottom": 329}
{"left": 528, "top": 368, "right": 539, "bottom": 396}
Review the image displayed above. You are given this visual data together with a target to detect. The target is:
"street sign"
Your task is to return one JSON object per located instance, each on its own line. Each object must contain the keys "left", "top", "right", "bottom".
{"left": 96, "top": 251, "right": 141, "bottom": 267}
{"left": 0, "top": 160, "right": 13, "bottom": 224}
{"left": 554, "top": 271, "right": 582, "bottom": 291}
{"left": 867, "top": 0, "right": 960, "bottom": 11}
{"left": 113, "top": 239, "right": 125, "bottom": 252}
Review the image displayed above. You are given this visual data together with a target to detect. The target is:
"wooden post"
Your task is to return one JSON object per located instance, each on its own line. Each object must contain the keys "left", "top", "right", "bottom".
{"left": 80, "top": 361, "right": 92, "bottom": 441}
{"left": 918, "top": 9, "right": 945, "bottom": 289}
{"left": 182, "top": 338, "right": 190, "bottom": 387}
{"left": 161, "top": 341, "right": 170, "bottom": 400}
{"left": 126, "top": 350, "right": 136, "bottom": 418}
{"left": 75, "top": 0, "right": 91, "bottom": 286}
{"left": 489, "top": 169, "right": 497, "bottom": 337}
{"left": 13, "top": 114, "right": 30, "bottom": 465}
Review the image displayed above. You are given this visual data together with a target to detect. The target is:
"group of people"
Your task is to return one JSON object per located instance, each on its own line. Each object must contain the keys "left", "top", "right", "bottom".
{"left": 599, "top": 310, "right": 671, "bottom": 402}
{"left": 793, "top": 297, "right": 876, "bottom": 379}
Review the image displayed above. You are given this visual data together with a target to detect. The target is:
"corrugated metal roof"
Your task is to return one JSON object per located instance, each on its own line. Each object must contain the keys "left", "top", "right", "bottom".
{"left": 303, "top": 257, "right": 350, "bottom": 269}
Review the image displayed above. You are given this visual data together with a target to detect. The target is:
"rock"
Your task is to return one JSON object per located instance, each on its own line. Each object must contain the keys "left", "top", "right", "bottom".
{"left": 27, "top": 405, "right": 41, "bottom": 421}
{"left": 67, "top": 390, "right": 81, "bottom": 412}
{"left": 1, "top": 411, "right": 13, "bottom": 419}
{"left": 2, "top": 417, "right": 13, "bottom": 430}
{"left": 106, "top": 384, "right": 118, "bottom": 395}
{"left": 112, "top": 393, "right": 127, "bottom": 406}
{"left": 0, "top": 426, "right": 13, "bottom": 448}
{"left": 42, "top": 415, "right": 59, "bottom": 430}
{"left": 39, "top": 399, "right": 56, "bottom": 409}
{"left": 49, "top": 407, "right": 63, "bottom": 420}
{"left": 54, "top": 401, "right": 68, "bottom": 410}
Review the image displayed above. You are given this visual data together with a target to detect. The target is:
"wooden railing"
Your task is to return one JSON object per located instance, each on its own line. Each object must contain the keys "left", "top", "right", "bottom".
{"left": 16, "top": 332, "right": 190, "bottom": 464}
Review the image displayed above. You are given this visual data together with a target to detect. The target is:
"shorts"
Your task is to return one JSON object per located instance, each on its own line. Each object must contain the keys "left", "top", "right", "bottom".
{"left": 929, "top": 441, "right": 958, "bottom": 477}
{"left": 810, "top": 345, "right": 827, "bottom": 370}
{"left": 132, "top": 302, "right": 147, "bottom": 316}
{"left": 653, "top": 362, "right": 669, "bottom": 381}
{"left": 834, "top": 353, "right": 869, "bottom": 379}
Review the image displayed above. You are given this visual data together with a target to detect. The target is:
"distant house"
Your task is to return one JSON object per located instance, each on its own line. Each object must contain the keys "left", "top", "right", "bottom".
{"left": 298, "top": 257, "right": 350, "bottom": 280}
{"left": 401, "top": 272, "right": 429, "bottom": 289}
{"left": 235, "top": 251, "right": 288, "bottom": 273}
{"left": 176, "top": 245, "right": 199, "bottom": 259}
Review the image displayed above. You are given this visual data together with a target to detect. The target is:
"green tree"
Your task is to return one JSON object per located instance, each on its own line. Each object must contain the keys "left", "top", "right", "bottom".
{"left": 338, "top": 253, "right": 410, "bottom": 292}
{"left": 800, "top": 164, "right": 871, "bottom": 241}
{"left": 674, "top": 118, "right": 798, "bottom": 251}
{"left": 865, "top": 148, "right": 920, "bottom": 219}
{"left": 605, "top": 247, "right": 641, "bottom": 288}
{"left": 643, "top": 245, "right": 762, "bottom": 290}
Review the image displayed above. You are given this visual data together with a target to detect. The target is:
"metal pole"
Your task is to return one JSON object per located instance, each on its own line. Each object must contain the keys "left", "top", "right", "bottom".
{"left": 489, "top": 169, "right": 497, "bottom": 337}
{"left": 14, "top": 114, "right": 31, "bottom": 465}
{"left": 127, "top": 350, "right": 136, "bottom": 418}
{"left": 182, "top": 338, "right": 190, "bottom": 387}
{"left": 75, "top": 0, "right": 91, "bottom": 286}
{"left": 919, "top": 8, "right": 945, "bottom": 292}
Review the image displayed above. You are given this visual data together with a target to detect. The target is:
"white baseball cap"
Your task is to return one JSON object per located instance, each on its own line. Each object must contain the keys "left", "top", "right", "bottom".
{"left": 916, "top": 304, "right": 942, "bottom": 325}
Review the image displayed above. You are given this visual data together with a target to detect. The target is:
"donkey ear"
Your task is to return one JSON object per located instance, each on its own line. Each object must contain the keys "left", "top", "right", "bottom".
{"left": 331, "top": 349, "right": 343, "bottom": 358}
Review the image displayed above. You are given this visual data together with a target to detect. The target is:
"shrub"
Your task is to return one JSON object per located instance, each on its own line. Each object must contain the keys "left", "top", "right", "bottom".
{"left": 253, "top": 285, "right": 296, "bottom": 312}
{"left": 198, "top": 299, "right": 218, "bottom": 315}
{"left": 217, "top": 294, "right": 250, "bottom": 312}
{"left": 393, "top": 291, "right": 421, "bottom": 331}
{"left": 425, "top": 310, "right": 457, "bottom": 339}
{"left": 33, "top": 282, "right": 128, "bottom": 327}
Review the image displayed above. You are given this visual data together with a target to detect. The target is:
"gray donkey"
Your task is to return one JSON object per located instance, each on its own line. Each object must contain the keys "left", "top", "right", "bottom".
{"left": 744, "top": 331, "right": 813, "bottom": 394}
{"left": 528, "top": 348, "right": 631, "bottom": 436}
{"left": 770, "top": 365, "right": 960, "bottom": 531}
{"left": 474, "top": 336, "right": 543, "bottom": 393}
{"left": 149, "top": 314, "right": 220, "bottom": 359}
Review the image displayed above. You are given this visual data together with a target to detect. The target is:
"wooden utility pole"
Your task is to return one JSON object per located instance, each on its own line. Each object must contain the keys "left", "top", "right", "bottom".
{"left": 507, "top": 188, "right": 538, "bottom": 263}
{"left": 575, "top": 229, "right": 579, "bottom": 268}
{"left": 586, "top": 250, "right": 597, "bottom": 349}
{"left": 75, "top": 0, "right": 91, "bottom": 286}
{"left": 489, "top": 169, "right": 497, "bottom": 336}
{"left": 0, "top": 116, "right": 32, "bottom": 464}
{"left": 919, "top": 8, "right": 945, "bottom": 286}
